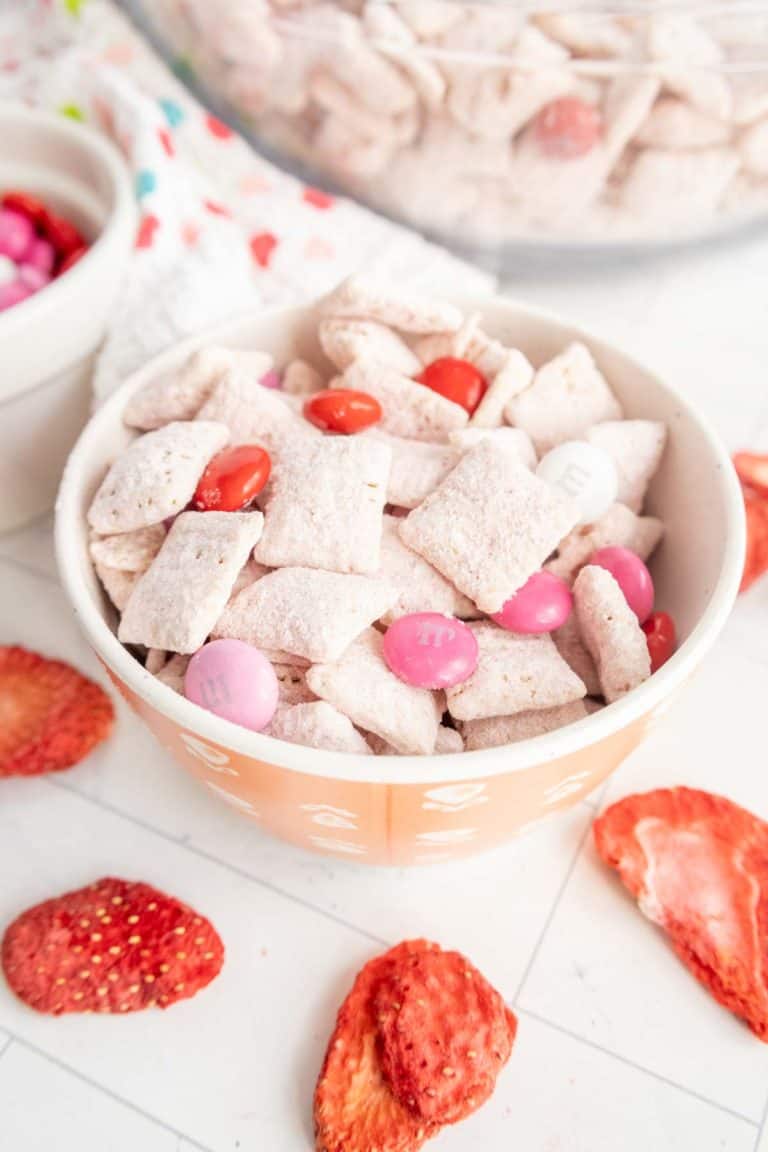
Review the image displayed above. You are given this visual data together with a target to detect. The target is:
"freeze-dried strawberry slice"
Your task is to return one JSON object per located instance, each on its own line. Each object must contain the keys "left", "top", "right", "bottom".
{"left": 315, "top": 940, "right": 438, "bottom": 1152}
{"left": 374, "top": 947, "right": 517, "bottom": 1125}
{"left": 594, "top": 788, "right": 768, "bottom": 1040}
{"left": 0, "top": 646, "right": 114, "bottom": 777}
{"left": 734, "top": 451, "right": 768, "bottom": 499}
{"left": 741, "top": 489, "right": 768, "bottom": 593}
{"left": 2, "top": 877, "right": 224, "bottom": 1015}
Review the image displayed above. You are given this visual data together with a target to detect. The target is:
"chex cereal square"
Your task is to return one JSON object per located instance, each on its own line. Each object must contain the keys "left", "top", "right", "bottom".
{"left": 255, "top": 435, "right": 390, "bottom": 574}
{"left": 400, "top": 439, "right": 579, "bottom": 612}
{"left": 119, "top": 511, "right": 264, "bottom": 653}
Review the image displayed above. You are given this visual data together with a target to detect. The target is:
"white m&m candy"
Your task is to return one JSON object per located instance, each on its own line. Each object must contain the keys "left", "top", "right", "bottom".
{"left": 536, "top": 440, "right": 618, "bottom": 526}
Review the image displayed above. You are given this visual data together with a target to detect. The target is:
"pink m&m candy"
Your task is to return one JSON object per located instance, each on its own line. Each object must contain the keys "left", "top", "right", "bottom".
{"left": 24, "top": 237, "right": 55, "bottom": 275}
{"left": 18, "top": 263, "right": 51, "bottom": 292}
{"left": 184, "top": 639, "right": 278, "bottom": 731}
{"left": 383, "top": 612, "right": 478, "bottom": 690}
{"left": 0, "top": 280, "right": 32, "bottom": 313}
{"left": 589, "top": 546, "right": 654, "bottom": 623}
{"left": 0, "top": 208, "right": 35, "bottom": 261}
{"left": 492, "top": 571, "right": 573, "bottom": 634}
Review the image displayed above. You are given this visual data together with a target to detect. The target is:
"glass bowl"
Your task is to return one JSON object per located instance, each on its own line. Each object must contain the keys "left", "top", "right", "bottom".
{"left": 122, "top": 0, "right": 768, "bottom": 258}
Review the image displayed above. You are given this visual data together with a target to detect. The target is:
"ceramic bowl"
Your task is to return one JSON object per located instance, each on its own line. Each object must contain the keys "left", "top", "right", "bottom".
{"left": 0, "top": 105, "right": 135, "bottom": 533}
{"left": 55, "top": 296, "right": 745, "bottom": 865}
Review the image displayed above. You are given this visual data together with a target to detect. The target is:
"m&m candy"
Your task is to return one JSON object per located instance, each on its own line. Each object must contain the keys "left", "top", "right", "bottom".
{"left": 589, "top": 546, "right": 654, "bottom": 623}
{"left": 184, "top": 639, "right": 278, "bottom": 731}
{"left": 492, "top": 571, "right": 573, "bottom": 634}
{"left": 383, "top": 612, "right": 478, "bottom": 690}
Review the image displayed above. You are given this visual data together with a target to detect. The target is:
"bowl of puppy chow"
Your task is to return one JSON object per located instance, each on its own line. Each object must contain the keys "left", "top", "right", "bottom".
{"left": 55, "top": 278, "right": 745, "bottom": 864}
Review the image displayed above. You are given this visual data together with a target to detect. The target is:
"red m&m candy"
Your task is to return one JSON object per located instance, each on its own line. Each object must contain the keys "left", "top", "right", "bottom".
{"left": 304, "top": 389, "right": 381, "bottom": 434}
{"left": 418, "top": 357, "right": 487, "bottom": 415}
{"left": 642, "top": 611, "right": 676, "bottom": 673}
{"left": 535, "top": 98, "right": 602, "bottom": 159}
{"left": 193, "top": 445, "right": 271, "bottom": 512}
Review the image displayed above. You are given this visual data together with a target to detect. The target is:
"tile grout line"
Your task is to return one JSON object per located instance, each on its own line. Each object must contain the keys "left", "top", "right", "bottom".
{"left": 3, "top": 1031, "right": 215, "bottom": 1152}
{"left": 0, "top": 1035, "right": 12, "bottom": 1063}
{"left": 511, "top": 816, "right": 593, "bottom": 1004}
{"left": 46, "top": 778, "right": 389, "bottom": 949}
{"left": 753, "top": 1093, "right": 768, "bottom": 1151}
{"left": 518, "top": 1007, "right": 760, "bottom": 1131}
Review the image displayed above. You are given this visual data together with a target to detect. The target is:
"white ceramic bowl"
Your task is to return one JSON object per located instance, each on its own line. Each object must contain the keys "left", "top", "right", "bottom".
{"left": 0, "top": 104, "right": 135, "bottom": 533}
{"left": 56, "top": 296, "right": 745, "bottom": 865}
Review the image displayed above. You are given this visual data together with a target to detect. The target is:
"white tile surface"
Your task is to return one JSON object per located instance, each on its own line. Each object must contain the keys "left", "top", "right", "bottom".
{"left": 437, "top": 1012, "right": 757, "bottom": 1152}
{"left": 0, "top": 1042, "right": 184, "bottom": 1152}
{"left": 0, "top": 779, "right": 373, "bottom": 1152}
{"left": 3, "top": 231, "right": 768, "bottom": 1151}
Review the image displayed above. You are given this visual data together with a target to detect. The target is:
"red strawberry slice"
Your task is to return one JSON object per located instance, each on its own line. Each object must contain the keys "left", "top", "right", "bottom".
{"left": 594, "top": 788, "right": 768, "bottom": 1040}
{"left": 741, "top": 488, "right": 768, "bottom": 592}
{"left": 734, "top": 451, "right": 768, "bottom": 499}
{"left": 2, "top": 877, "right": 224, "bottom": 1015}
{"left": 314, "top": 939, "right": 517, "bottom": 1152}
{"left": 315, "top": 941, "right": 436, "bottom": 1152}
{"left": 374, "top": 947, "right": 517, "bottom": 1125}
{"left": 0, "top": 646, "right": 114, "bottom": 777}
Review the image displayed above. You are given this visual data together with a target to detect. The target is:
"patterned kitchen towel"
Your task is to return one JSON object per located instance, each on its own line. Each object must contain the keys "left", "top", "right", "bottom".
{"left": 0, "top": 0, "right": 494, "bottom": 401}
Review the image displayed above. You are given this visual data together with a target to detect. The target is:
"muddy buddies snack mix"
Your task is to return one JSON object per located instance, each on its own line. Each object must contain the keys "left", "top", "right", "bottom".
{"left": 127, "top": 0, "right": 768, "bottom": 247}
{"left": 89, "top": 276, "right": 673, "bottom": 756}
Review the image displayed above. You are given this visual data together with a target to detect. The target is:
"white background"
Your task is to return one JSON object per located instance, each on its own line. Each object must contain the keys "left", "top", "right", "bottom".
{"left": 1, "top": 232, "right": 768, "bottom": 1151}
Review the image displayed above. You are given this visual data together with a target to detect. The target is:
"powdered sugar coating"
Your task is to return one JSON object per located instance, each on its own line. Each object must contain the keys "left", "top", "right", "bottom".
{"left": 88, "top": 421, "right": 229, "bottom": 535}
{"left": 124, "top": 346, "right": 272, "bottom": 431}
{"left": 282, "top": 359, "right": 324, "bottom": 396}
{"left": 213, "top": 566, "right": 398, "bottom": 661}
{"left": 553, "top": 612, "right": 602, "bottom": 697}
{"left": 400, "top": 439, "right": 580, "bottom": 613}
{"left": 320, "top": 275, "right": 463, "bottom": 334}
{"left": 469, "top": 349, "right": 534, "bottom": 428}
{"left": 506, "top": 343, "right": 623, "bottom": 454}
{"left": 378, "top": 515, "right": 479, "bottom": 624}
{"left": 446, "top": 623, "right": 586, "bottom": 721}
{"left": 119, "top": 511, "right": 264, "bottom": 653}
{"left": 89, "top": 524, "right": 166, "bottom": 573}
{"left": 461, "top": 699, "right": 589, "bottom": 750}
{"left": 306, "top": 628, "right": 441, "bottom": 754}
{"left": 369, "top": 431, "right": 461, "bottom": 509}
{"left": 255, "top": 435, "right": 390, "bottom": 574}
{"left": 197, "top": 372, "right": 317, "bottom": 456}
{"left": 95, "top": 563, "right": 139, "bottom": 612}
{"left": 318, "top": 317, "right": 421, "bottom": 375}
{"left": 344, "top": 357, "right": 468, "bottom": 442}
{"left": 450, "top": 426, "right": 537, "bottom": 469}
{"left": 269, "top": 701, "right": 373, "bottom": 754}
{"left": 573, "top": 565, "right": 652, "bottom": 703}
{"left": 154, "top": 653, "right": 190, "bottom": 695}
{"left": 547, "top": 502, "right": 664, "bottom": 582}
{"left": 587, "top": 420, "right": 667, "bottom": 513}
{"left": 272, "top": 663, "right": 316, "bottom": 706}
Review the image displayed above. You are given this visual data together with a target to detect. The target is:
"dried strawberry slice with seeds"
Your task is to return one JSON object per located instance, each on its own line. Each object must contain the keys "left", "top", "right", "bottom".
{"left": 594, "top": 788, "right": 768, "bottom": 1041}
{"left": 2, "top": 877, "right": 224, "bottom": 1015}
{"left": 0, "top": 646, "right": 114, "bottom": 777}
{"left": 374, "top": 948, "right": 517, "bottom": 1125}
{"left": 315, "top": 940, "right": 440, "bottom": 1152}
{"left": 314, "top": 939, "right": 517, "bottom": 1151}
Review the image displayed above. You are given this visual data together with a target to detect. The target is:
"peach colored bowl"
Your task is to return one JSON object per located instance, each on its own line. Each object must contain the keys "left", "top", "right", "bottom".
{"left": 55, "top": 297, "right": 745, "bottom": 866}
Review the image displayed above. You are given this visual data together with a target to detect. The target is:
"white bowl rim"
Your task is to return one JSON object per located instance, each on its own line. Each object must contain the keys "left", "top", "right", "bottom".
{"left": 0, "top": 105, "right": 136, "bottom": 400}
{"left": 55, "top": 296, "right": 746, "bottom": 786}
